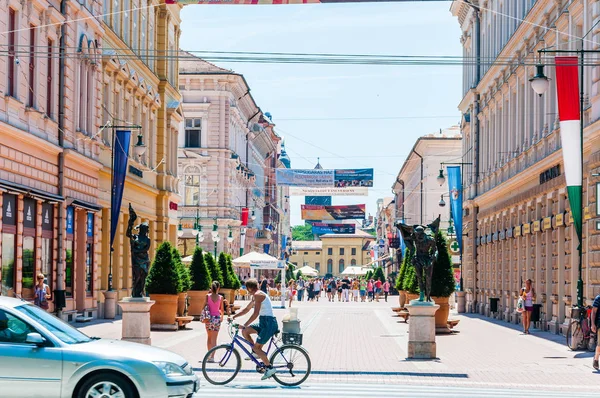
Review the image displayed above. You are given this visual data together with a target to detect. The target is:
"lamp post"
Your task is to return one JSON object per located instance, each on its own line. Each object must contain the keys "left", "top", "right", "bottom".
{"left": 211, "top": 218, "right": 220, "bottom": 258}
{"left": 529, "top": 27, "right": 600, "bottom": 307}
{"left": 177, "top": 208, "right": 204, "bottom": 250}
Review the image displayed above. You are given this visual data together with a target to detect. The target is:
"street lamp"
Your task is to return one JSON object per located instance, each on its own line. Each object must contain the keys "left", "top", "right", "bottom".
{"left": 227, "top": 226, "right": 234, "bottom": 243}
{"left": 437, "top": 169, "right": 446, "bottom": 186}
{"left": 133, "top": 133, "right": 147, "bottom": 158}
{"left": 211, "top": 218, "right": 219, "bottom": 258}
{"left": 250, "top": 210, "right": 256, "bottom": 221}
{"left": 529, "top": 64, "right": 550, "bottom": 97}
{"left": 438, "top": 195, "right": 446, "bottom": 208}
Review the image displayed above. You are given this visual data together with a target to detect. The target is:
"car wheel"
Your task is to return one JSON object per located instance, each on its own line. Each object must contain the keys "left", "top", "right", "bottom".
{"left": 76, "top": 372, "right": 136, "bottom": 398}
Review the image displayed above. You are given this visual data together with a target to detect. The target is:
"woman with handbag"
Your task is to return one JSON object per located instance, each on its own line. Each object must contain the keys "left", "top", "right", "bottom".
{"left": 202, "top": 281, "right": 225, "bottom": 362}
{"left": 34, "top": 273, "right": 51, "bottom": 311}
{"left": 520, "top": 279, "right": 536, "bottom": 334}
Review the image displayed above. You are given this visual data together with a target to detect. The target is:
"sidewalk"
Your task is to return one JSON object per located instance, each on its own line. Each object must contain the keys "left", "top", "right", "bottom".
{"left": 77, "top": 296, "right": 600, "bottom": 390}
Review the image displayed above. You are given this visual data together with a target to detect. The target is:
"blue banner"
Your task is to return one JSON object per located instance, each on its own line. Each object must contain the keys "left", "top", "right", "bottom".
{"left": 281, "top": 235, "right": 288, "bottom": 260}
{"left": 447, "top": 166, "right": 463, "bottom": 252}
{"left": 110, "top": 130, "right": 131, "bottom": 248}
{"left": 334, "top": 168, "right": 374, "bottom": 188}
{"left": 66, "top": 206, "right": 74, "bottom": 234}
{"left": 263, "top": 243, "right": 270, "bottom": 255}
{"left": 311, "top": 223, "right": 355, "bottom": 235}
{"left": 87, "top": 213, "right": 94, "bottom": 238}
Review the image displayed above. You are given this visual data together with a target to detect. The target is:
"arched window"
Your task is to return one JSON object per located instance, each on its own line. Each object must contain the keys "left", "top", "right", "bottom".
{"left": 351, "top": 259, "right": 356, "bottom": 266}
{"left": 327, "top": 259, "right": 333, "bottom": 274}
{"left": 338, "top": 259, "right": 345, "bottom": 274}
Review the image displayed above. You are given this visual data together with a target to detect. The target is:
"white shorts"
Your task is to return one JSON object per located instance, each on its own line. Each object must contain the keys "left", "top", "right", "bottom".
{"left": 352, "top": 290, "right": 359, "bottom": 296}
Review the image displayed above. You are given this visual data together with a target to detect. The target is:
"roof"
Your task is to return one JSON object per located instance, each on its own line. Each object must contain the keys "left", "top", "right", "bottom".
{"left": 320, "top": 229, "right": 375, "bottom": 239}
{"left": 292, "top": 241, "right": 322, "bottom": 250}
{"left": 178, "top": 50, "right": 232, "bottom": 74}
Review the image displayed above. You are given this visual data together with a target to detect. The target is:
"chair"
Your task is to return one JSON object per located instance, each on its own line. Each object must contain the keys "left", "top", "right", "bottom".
{"left": 237, "top": 289, "right": 248, "bottom": 300}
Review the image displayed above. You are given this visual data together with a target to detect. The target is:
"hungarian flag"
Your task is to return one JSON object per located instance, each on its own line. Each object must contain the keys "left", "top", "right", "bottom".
{"left": 555, "top": 56, "right": 582, "bottom": 245}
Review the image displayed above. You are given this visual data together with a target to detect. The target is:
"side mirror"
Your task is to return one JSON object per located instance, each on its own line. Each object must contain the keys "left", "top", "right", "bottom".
{"left": 25, "top": 332, "right": 46, "bottom": 346}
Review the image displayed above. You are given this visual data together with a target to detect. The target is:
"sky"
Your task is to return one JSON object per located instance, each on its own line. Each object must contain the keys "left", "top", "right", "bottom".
{"left": 179, "top": 2, "right": 463, "bottom": 227}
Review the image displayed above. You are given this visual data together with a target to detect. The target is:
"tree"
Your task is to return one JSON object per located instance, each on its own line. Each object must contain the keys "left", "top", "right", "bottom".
{"left": 372, "top": 266, "right": 386, "bottom": 283}
{"left": 146, "top": 241, "right": 180, "bottom": 295}
{"left": 172, "top": 247, "right": 190, "bottom": 293}
{"left": 205, "top": 252, "right": 223, "bottom": 285}
{"left": 296, "top": 269, "right": 303, "bottom": 280}
{"left": 430, "top": 232, "right": 456, "bottom": 298}
{"left": 218, "top": 252, "right": 234, "bottom": 288}
{"left": 396, "top": 248, "right": 413, "bottom": 291}
{"left": 292, "top": 224, "right": 314, "bottom": 241}
{"left": 365, "top": 269, "right": 373, "bottom": 280}
{"left": 226, "top": 255, "right": 242, "bottom": 290}
{"left": 402, "top": 260, "right": 419, "bottom": 295}
{"left": 190, "top": 247, "right": 211, "bottom": 291}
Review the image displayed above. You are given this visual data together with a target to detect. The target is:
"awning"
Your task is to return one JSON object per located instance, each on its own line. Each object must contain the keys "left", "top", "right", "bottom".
{"left": 0, "top": 179, "right": 63, "bottom": 202}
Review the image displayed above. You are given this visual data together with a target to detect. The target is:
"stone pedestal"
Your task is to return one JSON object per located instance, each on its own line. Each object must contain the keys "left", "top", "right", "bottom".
{"left": 406, "top": 300, "right": 440, "bottom": 359}
{"left": 456, "top": 291, "right": 466, "bottom": 314}
{"left": 118, "top": 297, "right": 155, "bottom": 345}
{"left": 103, "top": 290, "right": 118, "bottom": 319}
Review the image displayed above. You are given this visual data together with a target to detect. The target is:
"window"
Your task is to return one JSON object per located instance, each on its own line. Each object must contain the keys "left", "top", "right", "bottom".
{"left": 8, "top": 9, "right": 16, "bottom": 98}
{"left": 113, "top": 0, "right": 121, "bottom": 36}
{"left": 351, "top": 259, "right": 357, "bottom": 266}
{"left": 123, "top": 0, "right": 130, "bottom": 43}
{"left": 327, "top": 259, "right": 333, "bottom": 274}
{"left": 46, "top": 39, "right": 53, "bottom": 117}
{"left": 316, "top": 252, "right": 320, "bottom": 255}
{"left": 1, "top": 194, "right": 17, "bottom": 297}
{"left": 185, "top": 118, "right": 201, "bottom": 148}
{"left": 327, "top": 248, "right": 332, "bottom": 256}
{"left": 132, "top": 1, "right": 138, "bottom": 51}
{"left": 140, "top": 6, "right": 147, "bottom": 61}
{"left": 0, "top": 309, "right": 35, "bottom": 344}
{"left": 351, "top": 248, "right": 356, "bottom": 256}
{"left": 103, "top": 0, "right": 109, "bottom": 23}
{"left": 22, "top": 237, "right": 34, "bottom": 299}
{"left": 184, "top": 175, "right": 200, "bottom": 205}
{"left": 339, "top": 248, "right": 344, "bottom": 255}
{"left": 15, "top": 305, "right": 91, "bottom": 345}
{"left": 315, "top": 262, "right": 320, "bottom": 272}
{"left": 303, "top": 252, "right": 308, "bottom": 255}
{"left": 28, "top": 25, "right": 35, "bottom": 107}
{"left": 338, "top": 259, "right": 345, "bottom": 274}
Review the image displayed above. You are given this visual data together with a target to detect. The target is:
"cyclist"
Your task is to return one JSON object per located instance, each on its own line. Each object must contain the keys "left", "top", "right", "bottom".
{"left": 231, "top": 278, "right": 279, "bottom": 380}
{"left": 592, "top": 293, "right": 600, "bottom": 370}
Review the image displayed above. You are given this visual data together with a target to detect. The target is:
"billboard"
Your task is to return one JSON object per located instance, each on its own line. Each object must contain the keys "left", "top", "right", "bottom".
{"left": 276, "top": 168, "right": 373, "bottom": 188}
{"left": 305, "top": 196, "right": 332, "bottom": 206}
{"left": 311, "top": 223, "right": 356, "bottom": 235}
{"left": 301, "top": 204, "right": 366, "bottom": 221}
{"left": 334, "top": 169, "right": 374, "bottom": 188}
{"left": 290, "top": 187, "right": 369, "bottom": 196}
{"left": 167, "top": 0, "right": 405, "bottom": 3}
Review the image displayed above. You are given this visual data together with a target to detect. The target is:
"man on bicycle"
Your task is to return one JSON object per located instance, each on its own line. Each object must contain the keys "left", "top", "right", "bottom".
{"left": 592, "top": 293, "right": 600, "bottom": 370}
{"left": 231, "top": 278, "right": 279, "bottom": 380}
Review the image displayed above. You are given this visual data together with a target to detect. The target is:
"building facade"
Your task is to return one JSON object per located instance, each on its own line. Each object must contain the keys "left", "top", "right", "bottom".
{"left": 177, "top": 53, "right": 290, "bottom": 259}
{"left": 452, "top": 0, "right": 600, "bottom": 333}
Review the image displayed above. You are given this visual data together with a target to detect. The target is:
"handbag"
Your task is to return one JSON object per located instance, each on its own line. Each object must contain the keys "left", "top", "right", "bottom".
{"left": 199, "top": 295, "right": 211, "bottom": 324}
{"left": 516, "top": 297, "right": 525, "bottom": 313}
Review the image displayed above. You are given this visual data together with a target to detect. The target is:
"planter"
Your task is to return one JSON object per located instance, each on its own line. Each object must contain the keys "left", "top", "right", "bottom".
{"left": 398, "top": 291, "right": 407, "bottom": 308}
{"left": 220, "top": 288, "right": 234, "bottom": 306}
{"left": 149, "top": 294, "right": 178, "bottom": 326}
{"left": 187, "top": 290, "right": 209, "bottom": 317}
{"left": 432, "top": 296, "right": 451, "bottom": 334}
{"left": 406, "top": 293, "right": 419, "bottom": 303}
{"left": 177, "top": 292, "right": 187, "bottom": 316}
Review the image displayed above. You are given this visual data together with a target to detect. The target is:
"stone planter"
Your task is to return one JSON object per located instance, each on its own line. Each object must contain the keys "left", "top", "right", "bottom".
{"left": 187, "top": 290, "right": 209, "bottom": 318}
{"left": 220, "top": 288, "right": 234, "bottom": 306}
{"left": 398, "top": 291, "right": 407, "bottom": 308}
{"left": 406, "top": 292, "right": 419, "bottom": 303}
{"left": 177, "top": 292, "right": 187, "bottom": 316}
{"left": 149, "top": 294, "right": 178, "bottom": 326}
{"left": 431, "top": 296, "right": 451, "bottom": 334}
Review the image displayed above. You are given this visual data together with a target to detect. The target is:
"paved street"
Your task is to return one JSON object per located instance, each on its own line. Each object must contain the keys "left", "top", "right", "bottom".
{"left": 78, "top": 296, "right": 600, "bottom": 394}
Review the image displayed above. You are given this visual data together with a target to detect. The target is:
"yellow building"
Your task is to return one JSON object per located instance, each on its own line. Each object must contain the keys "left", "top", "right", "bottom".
{"left": 290, "top": 230, "right": 374, "bottom": 277}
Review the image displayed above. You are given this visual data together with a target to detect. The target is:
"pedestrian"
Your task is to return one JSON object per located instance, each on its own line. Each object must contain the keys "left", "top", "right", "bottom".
{"left": 591, "top": 292, "right": 600, "bottom": 370}
{"left": 288, "top": 280, "right": 296, "bottom": 308}
{"left": 351, "top": 278, "right": 359, "bottom": 302}
{"left": 34, "top": 273, "right": 51, "bottom": 311}
{"left": 359, "top": 278, "right": 367, "bottom": 302}
{"left": 297, "top": 278, "right": 305, "bottom": 302}
{"left": 383, "top": 279, "right": 391, "bottom": 302}
{"left": 326, "top": 279, "right": 334, "bottom": 302}
{"left": 314, "top": 278, "right": 321, "bottom": 302}
{"left": 307, "top": 279, "right": 314, "bottom": 301}
{"left": 336, "top": 280, "right": 343, "bottom": 302}
{"left": 260, "top": 276, "right": 269, "bottom": 294}
{"left": 375, "top": 279, "right": 382, "bottom": 302}
{"left": 520, "top": 279, "right": 536, "bottom": 334}
{"left": 367, "top": 279, "right": 374, "bottom": 302}
{"left": 341, "top": 275, "right": 351, "bottom": 302}
{"left": 204, "top": 281, "right": 225, "bottom": 362}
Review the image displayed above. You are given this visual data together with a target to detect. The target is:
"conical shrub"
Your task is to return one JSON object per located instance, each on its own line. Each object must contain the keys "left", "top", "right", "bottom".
{"left": 146, "top": 241, "right": 180, "bottom": 295}
{"left": 190, "top": 247, "right": 211, "bottom": 291}
{"left": 430, "top": 232, "right": 456, "bottom": 298}
{"left": 205, "top": 252, "right": 223, "bottom": 285}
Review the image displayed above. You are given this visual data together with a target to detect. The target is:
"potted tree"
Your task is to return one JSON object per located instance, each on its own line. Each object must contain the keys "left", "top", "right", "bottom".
{"left": 372, "top": 266, "right": 386, "bottom": 283}
{"left": 146, "top": 242, "right": 181, "bottom": 326}
{"left": 227, "top": 255, "right": 242, "bottom": 304}
{"left": 205, "top": 252, "right": 223, "bottom": 285}
{"left": 188, "top": 247, "right": 212, "bottom": 318}
{"left": 396, "top": 248, "right": 412, "bottom": 308}
{"left": 218, "top": 253, "right": 235, "bottom": 304}
{"left": 430, "top": 231, "right": 456, "bottom": 333}
{"left": 173, "top": 247, "right": 192, "bottom": 316}
{"left": 402, "top": 259, "right": 420, "bottom": 303}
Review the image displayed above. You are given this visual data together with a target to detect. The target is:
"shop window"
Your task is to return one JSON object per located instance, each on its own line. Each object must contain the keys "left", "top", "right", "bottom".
{"left": 65, "top": 206, "right": 74, "bottom": 297}
{"left": 41, "top": 203, "right": 54, "bottom": 291}
{"left": 21, "top": 199, "right": 37, "bottom": 299}
{"left": 1, "top": 195, "right": 17, "bottom": 297}
{"left": 85, "top": 213, "right": 94, "bottom": 296}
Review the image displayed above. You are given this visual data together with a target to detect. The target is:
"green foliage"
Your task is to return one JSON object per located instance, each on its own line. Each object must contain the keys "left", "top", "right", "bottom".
{"left": 365, "top": 269, "right": 373, "bottom": 280}
{"left": 402, "top": 259, "right": 420, "bottom": 295}
{"left": 219, "top": 252, "right": 234, "bottom": 289}
{"left": 227, "top": 255, "right": 242, "bottom": 290}
{"left": 205, "top": 252, "right": 223, "bottom": 285}
{"left": 292, "top": 224, "right": 314, "bottom": 241}
{"left": 189, "top": 247, "right": 211, "bottom": 291}
{"left": 286, "top": 263, "right": 295, "bottom": 282}
{"left": 172, "top": 247, "right": 190, "bottom": 293}
{"left": 430, "top": 232, "right": 456, "bottom": 298}
{"left": 146, "top": 242, "right": 180, "bottom": 295}
{"left": 296, "top": 269, "right": 303, "bottom": 280}
{"left": 372, "top": 266, "right": 386, "bottom": 283}
{"left": 396, "top": 248, "right": 413, "bottom": 291}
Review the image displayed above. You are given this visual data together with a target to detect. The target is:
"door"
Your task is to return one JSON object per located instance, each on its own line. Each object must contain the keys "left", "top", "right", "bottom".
{"left": 0, "top": 309, "right": 62, "bottom": 398}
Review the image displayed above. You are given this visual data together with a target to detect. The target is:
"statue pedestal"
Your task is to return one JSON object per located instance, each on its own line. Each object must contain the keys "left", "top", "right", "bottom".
{"left": 456, "top": 291, "right": 466, "bottom": 313}
{"left": 118, "top": 297, "right": 154, "bottom": 345}
{"left": 406, "top": 300, "right": 439, "bottom": 359}
{"left": 103, "top": 290, "right": 118, "bottom": 319}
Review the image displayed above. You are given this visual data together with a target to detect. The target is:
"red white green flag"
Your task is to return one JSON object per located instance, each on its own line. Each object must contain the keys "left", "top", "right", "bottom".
{"left": 555, "top": 56, "right": 582, "bottom": 245}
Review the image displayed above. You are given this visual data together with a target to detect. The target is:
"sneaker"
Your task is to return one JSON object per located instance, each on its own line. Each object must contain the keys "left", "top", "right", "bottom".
{"left": 261, "top": 366, "right": 277, "bottom": 380}
{"left": 205, "top": 357, "right": 215, "bottom": 363}
{"left": 593, "top": 360, "right": 599, "bottom": 370}
{"left": 245, "top": 352, "right": 259, "bottom": 361}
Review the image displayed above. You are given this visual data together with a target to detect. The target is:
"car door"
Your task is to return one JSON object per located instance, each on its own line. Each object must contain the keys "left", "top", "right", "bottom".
{"left": 0, "top": 308, "right": 62, "bottom": 398}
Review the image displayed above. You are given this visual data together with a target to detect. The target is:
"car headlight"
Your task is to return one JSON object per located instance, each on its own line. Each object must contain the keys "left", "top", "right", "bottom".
{"left": 153, "top": 361, "right": 187, "bottom": 377}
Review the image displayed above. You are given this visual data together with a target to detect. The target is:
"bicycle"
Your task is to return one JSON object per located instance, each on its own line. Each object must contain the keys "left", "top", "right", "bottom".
{"left": 201, "top": 320, "right": 311, "bottom": 386}
{"left": 566, "top": 305, "right": 597, "bottom": 351}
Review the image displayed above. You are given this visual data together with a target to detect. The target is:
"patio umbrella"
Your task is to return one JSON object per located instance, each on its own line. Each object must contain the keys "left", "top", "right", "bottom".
{"left": 232, "top": 251, "right": 282, "bottom": 269}
{"left": 296, "top": 265, "right": 318, "bottom": 277}
{"left": 181, "top": 255, "right": 193, "bottom": 263}
{"left": 341, "top": 266, "right": 369, "bottom": 276}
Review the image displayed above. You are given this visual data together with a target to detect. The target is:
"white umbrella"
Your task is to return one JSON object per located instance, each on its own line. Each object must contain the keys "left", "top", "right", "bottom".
{"left": 181, "top": 255, "right": 194, "bottom": 263}
{"left": 341, "top": 266, "right": 369, "bottom": 276}
{"left": 296, "top": 265, "right": 318, "bottom": 277}
{"left": 232, "top": 251, "right": 283, "bottom": 269}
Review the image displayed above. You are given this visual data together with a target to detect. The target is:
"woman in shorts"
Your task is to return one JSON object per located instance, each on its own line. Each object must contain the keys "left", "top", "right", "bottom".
{"left": 327, "top": 279, "right": 334, "bottom": 302}
{"left": 360, "top": 278, "right": 367, "bottom": 302}
{"left": 204, "top": 281, "right": 225, "bottom": 362}
{"left": 351, "top": 278, "right": 360, "bottom": 302}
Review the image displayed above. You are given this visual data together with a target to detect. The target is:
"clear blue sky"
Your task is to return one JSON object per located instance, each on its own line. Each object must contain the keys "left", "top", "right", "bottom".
{"left": 179, "top": 2, "right": 463, "bottom": 226}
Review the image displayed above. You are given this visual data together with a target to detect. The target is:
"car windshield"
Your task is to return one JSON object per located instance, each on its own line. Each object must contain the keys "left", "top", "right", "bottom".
{"left": 15, "top": 304, "right": 92, "bottom": 345}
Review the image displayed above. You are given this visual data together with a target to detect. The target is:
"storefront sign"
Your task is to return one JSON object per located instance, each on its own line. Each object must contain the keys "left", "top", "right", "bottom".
{"left": 42, "top": 203, "right": 53, "bottom": 231}
{"left": 542, "top": 217, "right": 552, "bottom": 231}
{"left": 87, "top": 213, "right": 94, "bottom": 237}
{"left": 2, "top": 194, "right": 16, "bottom": 226}
{"left": 555, "top": 213, "right": 564, "bottom": 227}
{"left": 23, "top": 198, "right": 36, "bottom": 229}
{"left": 169, "top": 201, "right": 178, "bottom": 211}
{"left": 539, "top": 165, "right": 561, "bottom": 185}
{"left": 129, "top": 165, "right": 143, "bottom": 178}
{"left": 522, "top": 223, "right": 531, "bottom": 235}
{"left": 66, "top": 206, "right": 75, "bottom": 235}
{"left": 514, "top": 225, "right": 522, "bottom": 237}
{"left": 532, "top": 220, "right": 541, "bottom": 232}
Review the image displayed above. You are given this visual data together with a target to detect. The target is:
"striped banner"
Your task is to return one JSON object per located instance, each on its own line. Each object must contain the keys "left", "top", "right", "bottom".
{"left": 555, "top": 56, "right": 582, "bottom": 245}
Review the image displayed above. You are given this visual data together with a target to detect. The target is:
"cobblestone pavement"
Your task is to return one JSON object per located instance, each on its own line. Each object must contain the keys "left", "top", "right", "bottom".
{"left": 78, "top": 295, "right": 600, "bottom": 391}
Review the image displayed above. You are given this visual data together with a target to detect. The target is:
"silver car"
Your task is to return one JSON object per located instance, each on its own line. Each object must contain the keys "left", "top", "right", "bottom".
{"left": 0, "top": 296, "right": 199, "bottom": 398}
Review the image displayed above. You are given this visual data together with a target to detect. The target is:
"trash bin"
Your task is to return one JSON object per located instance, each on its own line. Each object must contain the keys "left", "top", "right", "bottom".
{"left": 489, "top": 297, "right": 500, "bottom": 313}
{"left": 282, "top": 319, "right": 301, "bottom": 334}
{"left": 531, "top": 304, "right": 543, "bottom": 323}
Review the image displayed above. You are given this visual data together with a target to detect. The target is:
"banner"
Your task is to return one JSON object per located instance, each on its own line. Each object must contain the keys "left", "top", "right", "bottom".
{"left": 306, "top": 196, "right": 332, "bottom": 206}
{"left": 290, "top": 187, "right": 369, "bottom": 196}
{"left": 334, "top": 168, "right": 374, "bottom": 188}
{"left": 110, "top": 130, "right": 132, "bottom": 248}
{"left": 447, "top": 166, "right": 463, "bottom": 253}
{"left": 168, "top": 0, "right": 409, "bottom": 3}
{"left": 555, "top": 56, "right": 582, "bottom": 247}
{"left": 241, "top": 207, "right": 249, "bottom": 226}
{"left": 276, "top": 169, "right": 334, "bottom": 187}
{"left": 301, "top": 204, "right": 365, "bottom": 221}
{"left": 311, "top": 222, "right": 356, "bottom": 235}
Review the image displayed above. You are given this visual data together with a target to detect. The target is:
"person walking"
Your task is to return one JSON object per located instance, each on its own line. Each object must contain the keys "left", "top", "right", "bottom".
{"left": 326, "top": 279, "right": 334, "bottom": 302}
{"left": 296, "top": 278, "right": 305, "bottom": 302}
{"left": 307, "top": 279, "right": 314, "bottom": 301}
{"left": 341, "top": 276, "right": 351, "bottom": 302}
{"left": 351, "top": 278, "right": 359, "bottom": 302}
{"left": 260, "top": 276, "right": 269, "bottom": 294}
{"left": 336, "top": 279, "right": 343, "bottom": 302}
{"left": 520, "top": 279, "right": 536, "bottom": 334}
{"left": 375, "top": 279, "right": 383, "bottom": 302}
{"left": 383, "top": 279, "right": 391, "bottom": 302}
{"left": 288, "top": 280, "right": 296, "bottom": 308}
{"left": 359, "top": 278, "right": 367, "bottom": 302}
{"left": 33, "top": 273, "right": 51, "bottom": 311}
{"left": 204, "top": 281, "right": 225, "bottom": 362}
{"left": 591, "top": 292, "right": 600, "bottom": 370}
{"left": 367, "top": 279, "right": 374, "bottom": 302}
{"left": 314, "top": 278, "right": 322, "bottom": 301}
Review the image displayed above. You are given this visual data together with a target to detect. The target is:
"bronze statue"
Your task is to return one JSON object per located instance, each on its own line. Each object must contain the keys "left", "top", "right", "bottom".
{"left": 127, "top": 204, "right": 151, "bottom": 298}
{"left": 397, "top": 217, "right": 440, "bottom": 302}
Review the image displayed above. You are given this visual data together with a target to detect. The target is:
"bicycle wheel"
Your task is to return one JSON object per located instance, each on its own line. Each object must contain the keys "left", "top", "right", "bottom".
{"left": 269, "top": 345, "right": 311, "bottom": 387}
{"left": 202, "top": 344, "right": 241, "bottom": 385}
{"left": 566, "top": 320, "right": 583, "bottom": 351}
